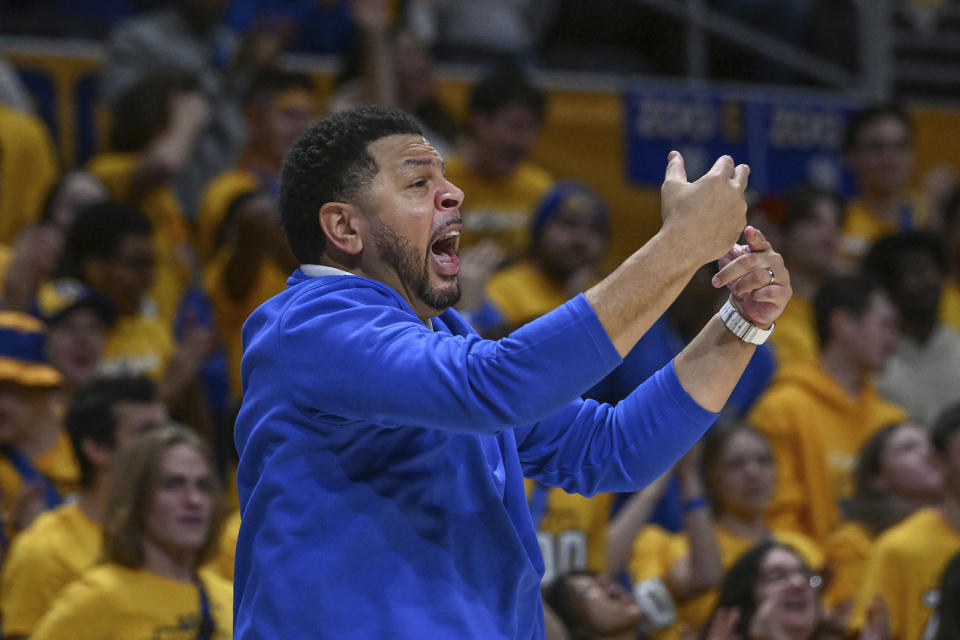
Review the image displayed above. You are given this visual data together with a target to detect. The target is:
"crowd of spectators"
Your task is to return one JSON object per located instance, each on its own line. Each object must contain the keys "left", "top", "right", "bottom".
{"left": 0, "top": 1, "right": 958, "bottom": 639}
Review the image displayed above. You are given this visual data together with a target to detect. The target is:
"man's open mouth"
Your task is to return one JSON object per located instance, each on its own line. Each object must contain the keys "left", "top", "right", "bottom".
{"left": 431, "top": 230, "right": 461, "bottom": 275}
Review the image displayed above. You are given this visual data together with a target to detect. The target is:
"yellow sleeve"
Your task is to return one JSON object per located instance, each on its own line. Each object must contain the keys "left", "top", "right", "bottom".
{"left": 207, "top": 510, "right": 240, "bottom": 582}
{"left": 821, "top": 524, "right": 872, "bottom": 610}
{"left": 850, "top": 537, "right": 905, "bottom": 637}
{"left": 31, "top": 577, "right": 110, "bottom": 640}
{"left": 747, "top": 394, "right": 815, "bottom": 537}
{"left": 199, "top": 569, "right": 234, "bottom": 639}
{"left": 629, "top": 526, "right": 675, "bottom": 583}
{"left": 0, "top": 534, "right": 72, "bottom": 636}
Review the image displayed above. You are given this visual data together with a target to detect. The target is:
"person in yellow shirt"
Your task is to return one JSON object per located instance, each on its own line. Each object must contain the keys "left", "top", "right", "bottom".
{"left": 0, "top": 103, "right": 59, "bottom": 245}
{"left": 203, "top": 190, "right": 291, "bottom": 400}
{"left": 748, "top": 275, "right": 908, "bottom": 543}
{"left": 445, "top": 67, "right": 553, "bottom": 262}
{"left": 822, "top": 420, "right": 942, "bottom": 623}
{"left": 852, "top": 403, "right": 960, "bottom": 640}
{"left": 769, "top": 185, "right": 843, "bottom": 368}
{"left": 35, "top": 279, "right": 114, "bottom": 398}
{"left": 87, "top": 72, "right": 209, "bottom": 325}
{"left": 0, "top": 312, "right": 79, "bottom": 547}
{"left": 0, "top": 375, "right": 167, "bottom": 638}
{"left": 839, "top": 104, "right": 929, "bottom": 268}
{"left": 57, "top": 201, "right": 214, "bottom": 414}
{"left": 479, "top": 180, "right": 609, "bottom": 337}
{"left": 633, "top": 423, "right": 822, "bottom": 637}
{"left": 32, "top": 424, "right": 232, "bottom": 639}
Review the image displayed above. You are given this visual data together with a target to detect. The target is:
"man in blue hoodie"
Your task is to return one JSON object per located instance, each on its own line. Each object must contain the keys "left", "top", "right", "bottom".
{"left": 234, "top": 105, "right": 792, "bottom": 638}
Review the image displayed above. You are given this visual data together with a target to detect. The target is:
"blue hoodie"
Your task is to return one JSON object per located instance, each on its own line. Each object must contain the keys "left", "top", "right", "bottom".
{"left": 234, "top": 269, "right": 717, "bottom": 639}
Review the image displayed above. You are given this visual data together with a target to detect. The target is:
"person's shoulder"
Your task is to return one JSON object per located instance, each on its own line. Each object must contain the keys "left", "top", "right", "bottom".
{"left": 53, "top": 564, "right": 120, "bottom": 605}
{"left": 825, "top": 520, "right": 872, "bottom": 550}
{"left": 510, "top": 162, "right": 553, "bottom": 194}
{"left": 10, "top": 502, "right": 87, "bottom": 548}
{"left": 198, "top": 567, "right": 233, "bottom": 596}
{"left": 514, "top": 161, "right": 552, "bottom": 184}
{"left": 487, "top": 260, "right": 544, "bottom": 291}
{"left": 874, "top": 508, "right": 941, "bottom": 553}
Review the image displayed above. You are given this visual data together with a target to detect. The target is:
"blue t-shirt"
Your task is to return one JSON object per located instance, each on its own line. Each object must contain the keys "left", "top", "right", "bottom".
{"left": 234, "top": 270, "right": 718, "bottom": 638}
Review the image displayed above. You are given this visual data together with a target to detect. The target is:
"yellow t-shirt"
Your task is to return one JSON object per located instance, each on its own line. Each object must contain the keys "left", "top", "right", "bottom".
{"left": 0, "top": 501, "right": 101, "bottom": 636}
{"left": 87, "top": 152, "right": 194, "bottom": 326}
{"left": 0, "top": 104, "right": 59, "bottom": 244}
{"left": 769, "top": 295, "right": 819, "bottom": 368}
{"left": 822, "top": 520, "right": 873, "bottom": 611}
{"left": 852, "top": 508, "right": 960, "bottom": 640}
{"left": 0, "top": 432, "right": 81, "bottom": 540}
{"left": 657, "top": 525, "right": 823, "bottom": 633}
{"left": 940, "top": 279, "right": 960, "bottom": 337}
{"left": 32, "top": 565, "right": 233, "bottom": 640}
{"left": 196, "top": 169, "right": 260, "bottom": 264}
{"left": 524, "top": 479, "right": 613, "bottom": 584}
{"left": 747, "top": 362, "right": 908, "bottom": 543}
{"left": 209, "top": 509, "right": 240, "bottom": 582}
{"left": 203, "top": 246, "right": 288, "bottom": 399}
{"left": 838, "top": 196, "right": 928, "bottom": 268}
{"left": 444, "top": 155, "right": 552, "bottom": 262}
{"left": 100, "top": 312, "right": 175, "bottom": 381}
{"left": 485, "top": 260, "right": 569, "bottom": 329}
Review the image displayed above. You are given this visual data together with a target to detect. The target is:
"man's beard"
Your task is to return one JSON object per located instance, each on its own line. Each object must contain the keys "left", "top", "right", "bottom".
{"left": 370, "top": 216, "right": 461, "bottom": 311}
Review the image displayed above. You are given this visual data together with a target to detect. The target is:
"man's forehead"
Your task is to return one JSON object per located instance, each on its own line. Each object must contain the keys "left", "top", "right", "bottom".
{"left": 368, "top": 134, "right": 442, "bottom": 168}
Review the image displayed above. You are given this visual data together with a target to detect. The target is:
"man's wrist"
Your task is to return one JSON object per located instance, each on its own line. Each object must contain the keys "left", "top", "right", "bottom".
{"left": 718, "top": 299, "right": 774, "bottom": 345}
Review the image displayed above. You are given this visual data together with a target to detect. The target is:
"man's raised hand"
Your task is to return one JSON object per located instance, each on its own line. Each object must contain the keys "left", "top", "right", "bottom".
{"left": 712, "top": 226, "right": 792, "bottom": 328}
{"left": 660, "top": 151, "right": 750, "bottom": 266}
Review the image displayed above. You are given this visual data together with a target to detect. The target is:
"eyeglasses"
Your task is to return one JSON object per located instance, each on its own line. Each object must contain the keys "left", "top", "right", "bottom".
{"left": 757, "top": 568, "right": 823, "bottom": 591}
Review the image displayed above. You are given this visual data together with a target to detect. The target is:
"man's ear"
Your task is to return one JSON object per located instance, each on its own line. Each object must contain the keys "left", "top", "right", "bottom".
{"left": 319, "top": 202, "right": 365, "bottom": 255}
{"left": 80, "top": 437, "right": 113, "bottom": 470}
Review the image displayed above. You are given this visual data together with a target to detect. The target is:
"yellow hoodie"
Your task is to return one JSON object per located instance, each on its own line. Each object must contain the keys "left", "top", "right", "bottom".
{"left": 748, "top": 362, "right": 908, "bottom": 543}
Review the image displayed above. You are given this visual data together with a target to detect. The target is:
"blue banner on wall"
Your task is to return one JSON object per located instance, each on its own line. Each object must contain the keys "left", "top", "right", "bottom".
{"left": 624, "top": 84, "right": 862, "bottom": 196}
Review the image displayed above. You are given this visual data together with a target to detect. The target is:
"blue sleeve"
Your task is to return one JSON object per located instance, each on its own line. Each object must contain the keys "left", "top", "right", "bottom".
{"left": 514, "top": 361, "right": 718, "bottom": 495}
{"left": 276, "top": 287, "right": 621, "bottom": 434}
{"left": 725, "top": 343, "right": 776, "bottom": 416}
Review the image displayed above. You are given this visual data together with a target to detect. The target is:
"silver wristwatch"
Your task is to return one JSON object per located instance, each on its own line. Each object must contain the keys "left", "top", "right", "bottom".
{"left": 718, "top": 299, "right": 774, "bottom": 345}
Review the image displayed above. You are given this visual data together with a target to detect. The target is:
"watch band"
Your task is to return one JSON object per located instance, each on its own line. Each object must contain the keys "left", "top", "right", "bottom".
{"left": 718, "top": 299, "right": 774, "bottom": 345}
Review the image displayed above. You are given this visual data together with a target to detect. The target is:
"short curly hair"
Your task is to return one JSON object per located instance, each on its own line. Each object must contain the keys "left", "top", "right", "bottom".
{"left": 278, "top": 105, "right": 423, "bottom": 264}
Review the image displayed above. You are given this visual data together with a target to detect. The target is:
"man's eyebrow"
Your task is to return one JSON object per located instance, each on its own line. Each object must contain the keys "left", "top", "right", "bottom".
{"left": 402, "top": 157, "right": 441, "bottom": 168}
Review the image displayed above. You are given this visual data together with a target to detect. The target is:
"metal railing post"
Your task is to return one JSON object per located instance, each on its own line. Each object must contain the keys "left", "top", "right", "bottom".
{"left": 685, "top": 0, "right": 709, "bottom": 79}
{"left": 857, "top": 0, "right": 895, "bottom": 101}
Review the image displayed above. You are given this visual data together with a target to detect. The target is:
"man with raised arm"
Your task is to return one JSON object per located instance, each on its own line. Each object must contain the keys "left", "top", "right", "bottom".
{"left": 234, "top": 105, "right": 792, "bottom": 639}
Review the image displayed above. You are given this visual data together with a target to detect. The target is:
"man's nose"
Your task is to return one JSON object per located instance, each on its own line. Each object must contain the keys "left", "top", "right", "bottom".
{"left": 437, "top": 180, "right": 464, "bottom": 210}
